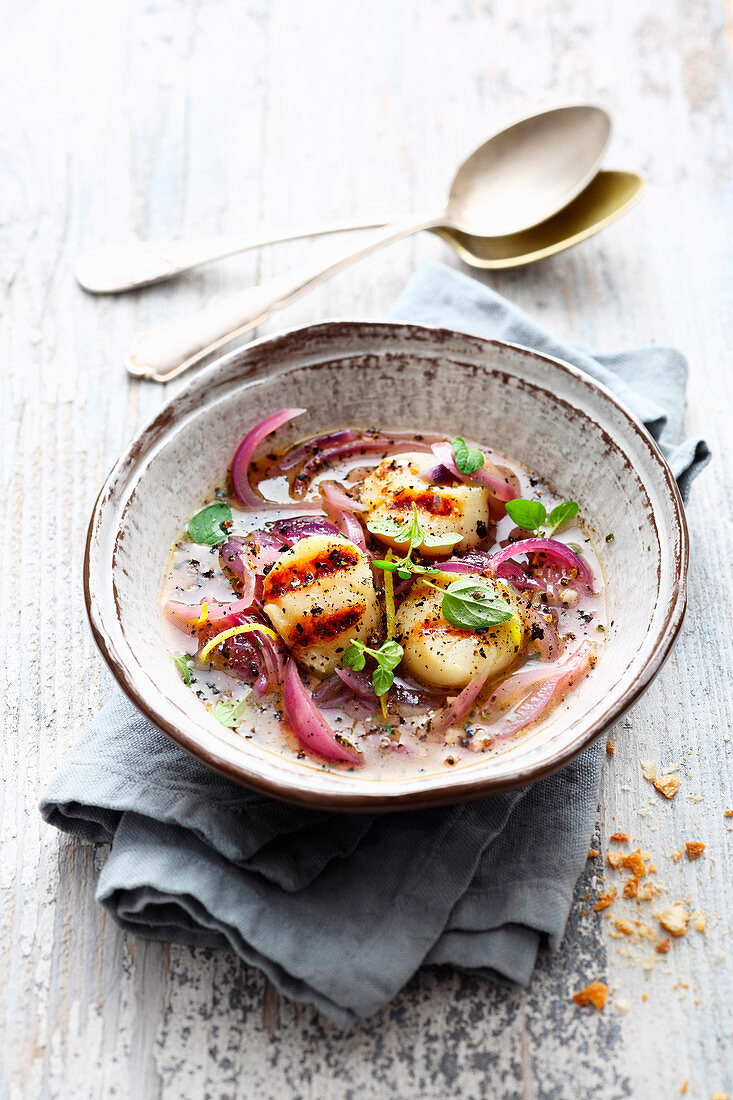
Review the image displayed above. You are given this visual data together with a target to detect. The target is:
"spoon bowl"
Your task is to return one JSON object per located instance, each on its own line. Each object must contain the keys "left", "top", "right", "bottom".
{"left": 446, "top": 105, "right": 612, "bottom": 236}
{"left": 437, "top": 170, "right": 645, "bottom": 268}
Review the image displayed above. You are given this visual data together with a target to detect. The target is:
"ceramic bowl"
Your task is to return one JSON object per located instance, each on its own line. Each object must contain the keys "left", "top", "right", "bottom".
{"left": 85, "top": 322, "right": 687, "bottom": 810}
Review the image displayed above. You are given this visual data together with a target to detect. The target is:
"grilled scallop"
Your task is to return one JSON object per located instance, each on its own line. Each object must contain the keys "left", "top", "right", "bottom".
{"left": 396, "top": 572, "right": 525, "bottom": 690}
{"left": 360, "top": 451, "right": 491, "bottom": 557}
{"left": 262, "top": 534, "right": 379, "bottom": 676}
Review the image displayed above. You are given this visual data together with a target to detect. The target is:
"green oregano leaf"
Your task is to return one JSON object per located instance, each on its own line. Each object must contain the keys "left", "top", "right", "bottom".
{"left": 340, "top": 639, "right": 405, "bottom": 698}
{"left": 451, "top": 436, "right": 485, "bottom": 475}
{"left": 545, "top": 500, "right": 579, "bottom": 536}
{"left": 436, "top": 577, "right": 515, "bottom": 631}
{"left": 188, "top": 502, "right": 233, "bottom": 546}
{"left": 505, "top": 498, "right": 547, "bottom": 532}
{"left": 213, "top": 696, "right": 250, "bottom": 728}
{"left": 173, "top": 654, "right": 193, "bottom": 685}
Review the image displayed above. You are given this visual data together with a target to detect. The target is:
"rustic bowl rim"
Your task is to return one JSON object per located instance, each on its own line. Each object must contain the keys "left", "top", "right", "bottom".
{"left": 84, "top": 320, "right": 688, "bottom": 810}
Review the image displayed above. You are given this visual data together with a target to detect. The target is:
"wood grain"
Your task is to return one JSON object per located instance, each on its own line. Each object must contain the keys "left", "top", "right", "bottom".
{"left": 1, "top": 0, "right": 731, "bottom": 1096}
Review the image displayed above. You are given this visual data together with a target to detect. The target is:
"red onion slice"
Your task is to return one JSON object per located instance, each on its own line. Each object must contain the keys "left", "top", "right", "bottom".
{"left": 319, "top": 482, "right": 368, "bottom": 552}
{"left": 488, "top": 643, "right": 592, "bottom": 708}
{"left": 283, "top": 661, "right": 364, "bottom": 766}
{"left": 488, "top": 538, "right": 594, "bottom": 589}
{"left": 428, "top": 666, "right": 492, "bottom": 737}
{"left": 164, "top": 594, "right": 256, "bottom": 631}
{"left": 231, "top": 407, "right": 306, "bottom": 508}
{"left": 270, "top": 515, "right": 341, "bottom": 544}
{"left": 290, "top": 436, "right": 435, "bottom": 497}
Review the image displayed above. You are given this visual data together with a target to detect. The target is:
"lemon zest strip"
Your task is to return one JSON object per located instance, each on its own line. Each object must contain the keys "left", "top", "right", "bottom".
{"left": 199, "top": 623, "right": 278, "bottom": 664}
{"left": 191, "top": 601, "right": 208, "bottom": 629}
{"left": 384, "top": 549, "right": 396, "bottom": 641}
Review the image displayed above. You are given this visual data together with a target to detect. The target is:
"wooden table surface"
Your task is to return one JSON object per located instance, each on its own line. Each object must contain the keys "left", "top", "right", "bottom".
{"left": 2, "top": 1, "right": 731, "bottom": 1096}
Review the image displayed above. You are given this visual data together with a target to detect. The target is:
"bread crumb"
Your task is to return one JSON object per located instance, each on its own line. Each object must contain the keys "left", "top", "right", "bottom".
{"left": 641, "top": 759, "right": 658, "bottom": 781}
{"left": 623, "top": 875, "right": 639, "bottom": 899}
{"left": 724, "top": 810, "right": 733, "bottom": 818}
{"left": 615, "top": 998, "right": 630, "bottom": 1014}
{"left": 655, "top": 938, "right": 671, "bottom": 954}
{"left": 672, "top": 849, "right": 683, "bottom": 863}
{"left": 594, "top": 889, "right": 617, "bottom": 912}
{"left": 572, "top": 981, "right": 609, "bottom": 1009}
{"left": 658, "top": 904, "right": 690, "bottom": 937}
{"left": 637, "top": 883, "right": 657, "bottom": 901}
{"left": 642, "top": 992, "right": 649, "bottom": 1000}
{"left": 621, "top": 849, "right": 648, "bottom": 876}
{"left": 613, "top": 917, "right": 635, "bottom": 936}
{"left": 692, "top": 911, "right": 707, "bottom": 933}
{"left": 685, "top": 841, "right": 705, "bottom": 861}
{"left": 653, "top": 774, "right": 680, "bottom": 799}
{"left": 711, "top": 1093, "right": 730, "bottom": 1100}
{"left": 607, "top": 850, "right": 624, "bottom": 869}
{"left": 680, "top": 1082, "right": 688, "bottom": 1095}
{"left": 588, "top": 848, "right": 600, "bottom": 859}
{"left": 606, "top": 740, "right": 615, "bottom": 755}
{"left": 610, "top": 831, "right": 630, "bottom": 842}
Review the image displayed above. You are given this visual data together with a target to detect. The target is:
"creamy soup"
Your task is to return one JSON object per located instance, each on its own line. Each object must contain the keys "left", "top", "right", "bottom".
{"left": 160, "top": 409, "right": 605, "bottom": 778}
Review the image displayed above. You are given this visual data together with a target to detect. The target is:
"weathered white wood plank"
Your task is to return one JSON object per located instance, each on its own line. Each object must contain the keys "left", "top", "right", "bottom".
{"left": 1, "top": 0, "right": 731, "bottom": 1097}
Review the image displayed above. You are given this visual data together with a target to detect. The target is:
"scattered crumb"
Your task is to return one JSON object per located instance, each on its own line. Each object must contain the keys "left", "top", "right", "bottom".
{"left": 641, "top": 759, "right": 658, "bottom": 781}
{"left": 594, "top": 889, "right": 617, "bottom": 912}
{"left": 610, "top": 831, "right": 630, "bottom": 842}
{"left": 685, "top": 841, "right": 705, "bottom": 861}
{"left": 572, "top": 981, "right": 609, "bottom": 1010}
{"left": 692, "top": 911, "right": 707, "bottom": 933}
{"left": 606, "top": 740, "right": 615, "bottom": 755}
{"left": 654, "top": 774, "right": 680, "bottom": 799}
{"left": 613, "top": 917, "right": 635, "bottom": 936}
{"left": 642, "top": 992, "right": 649, "bottom": 1001}
{"left": 656, "top": 938, "right": 671, "bottom": 954}
{"left": 711, "top": 1093, "right": 730, "bottom": 1100}
{"left": 615, "top": 998, "right": 630, "bottom": 1014}
{"left": 622, "top": 849, "right": 648, "bottom": 877}
{"left": 672, "top": 849, "right": 683, "bottom": 863}
{"left": 588, "top": 848, "right": 600, "bottom": 859}
{"left": 680, "top": 1082, "right": 688, "bottom": 1095}
{"left": 607, "top": 850, "right": 624, "bottom": 869}
{"left": 637, "top": 883, "right": 657, "bottom": 901}
{"left": 623, "top": 875, "right": 639, "bottom": 899}
{"left": 725, "top": 810, "right": 733, "bottom": 818}
{"left": 658, "top": 905, "right": 690, "bottom": 937}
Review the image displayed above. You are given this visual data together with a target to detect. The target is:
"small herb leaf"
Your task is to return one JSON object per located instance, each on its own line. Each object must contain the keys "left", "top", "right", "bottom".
{"left": 546, "top": 500, "right": 579, "bottom": 536}
{"left": 372, "top": 666, "right": 395, "bottom": 697}
{"left": 189, "top": 502, "right": 233, "bottom": 546}
{"left": 440, "top": 577, "right": 515, "bottom": 631}
{"left": 366, "top": 516, "right": 408, "bottom": 539}
{"left": 451, "top": 436, "right": 485, "bottom": 475}
{"left": 173, "top": 654, "right": 193, "bottom": 685}
{"left": 505, "top": 498, "right": 547, "bottom": 532}
{"left": 213, "top": 695, "right": 250, "bottom": 728}
{"left": 377, "top": 640, "right": 403, "bottom": 670}
{"left": 342, "top": 643, "right": 366, "bottom": 671}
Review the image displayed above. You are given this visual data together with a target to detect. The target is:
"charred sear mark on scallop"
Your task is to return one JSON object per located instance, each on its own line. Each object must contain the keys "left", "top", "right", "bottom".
{"left": 262, "top": 545, "right": 361, "bottom": 600}
{"left": 298, "top": 604, "right": 367, "bottom": 644}
{"left": 388, "top": 488, "right": 460, "bottom": 518}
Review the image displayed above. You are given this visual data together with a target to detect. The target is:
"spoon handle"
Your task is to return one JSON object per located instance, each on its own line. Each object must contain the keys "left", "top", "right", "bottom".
{"left": 126, "top": 213, "right": 441, "bottom": 382}
{"left": 75, "top": 217, "right": 398, "bottom": 294}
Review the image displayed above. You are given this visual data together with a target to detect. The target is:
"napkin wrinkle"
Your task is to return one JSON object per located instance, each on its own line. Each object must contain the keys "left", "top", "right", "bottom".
{"left": 40, "top": 261, "right": 710, "bottom": 1027}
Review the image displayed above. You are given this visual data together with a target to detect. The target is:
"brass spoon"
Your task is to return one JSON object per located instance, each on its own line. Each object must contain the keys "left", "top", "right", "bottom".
{"left": 438, "top": 169, "right": 644, "bottom": 268}
{"left": 126, "top": 105, "right": 612, "bottom": 381}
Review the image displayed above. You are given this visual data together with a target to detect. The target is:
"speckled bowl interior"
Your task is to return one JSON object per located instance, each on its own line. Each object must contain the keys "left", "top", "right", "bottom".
{"left": 85, "top": 322, "right": 687, "bottom": 809}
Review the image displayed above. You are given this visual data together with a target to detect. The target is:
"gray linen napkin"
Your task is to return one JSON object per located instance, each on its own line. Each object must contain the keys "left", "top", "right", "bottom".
{"left": 41, "top": 262, "right": 710, "bottom": 1029}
